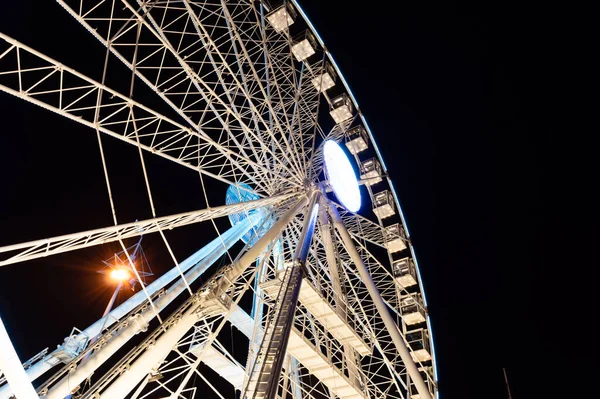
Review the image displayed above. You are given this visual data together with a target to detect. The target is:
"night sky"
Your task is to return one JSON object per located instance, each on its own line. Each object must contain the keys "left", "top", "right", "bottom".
{"left": 0, "top": 1, "right": 593, "bottom": 399}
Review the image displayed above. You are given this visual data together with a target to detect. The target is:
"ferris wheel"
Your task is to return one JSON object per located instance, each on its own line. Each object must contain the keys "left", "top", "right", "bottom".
{"left": 0, "top": 1, "right": 438, "bottom": 399}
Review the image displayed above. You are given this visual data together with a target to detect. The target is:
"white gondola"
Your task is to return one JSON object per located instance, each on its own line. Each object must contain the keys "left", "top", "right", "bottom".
{"left": 266, "top": 3, "right": 296, "bottom": 33}
{"left": 393, "top": 257, "right": 418, "bottom": 288}
{"left": 400, "top": 293, "right": 426, "bottom": 326}
{"left": 311, "top": 63, "right": 336, "bottom": 92}
{"left": 409, "top": 367, "right": 435, "bottom": 399}
{"left": 384, "top": 223, "right": 407, "bottom": 253}
{"left": 406, "top": 328, "right": 432, "bottom": 363}
{"left": 330, "top": 94, "right": 354, "bottom": 123}
{"left": 373, "top": 190, "right": 396, "bottom": 219}
{"left": 345, "top": 125, "right": 369, "bottom": 154}
{"left": 360, "top": 157, "right": 383, "bottom": 185}
{"left": 292, "top": 30, "right": 317, "bottom": 61}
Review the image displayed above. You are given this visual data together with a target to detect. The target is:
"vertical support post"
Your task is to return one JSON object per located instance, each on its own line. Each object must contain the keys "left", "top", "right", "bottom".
{"left": 318, "top": 206, "right": 361, "bottom": 387}
{"left": 328, "top": 203, "right": 432, "bottom": 399}
{"left": 248, "top": 191, "right": 320, "bottom": 399}
{"left": 288, "top": 357, "right": 303, "bottom": 399}
{"left": 0, "top": 316, "right": 38, "bottom": 399}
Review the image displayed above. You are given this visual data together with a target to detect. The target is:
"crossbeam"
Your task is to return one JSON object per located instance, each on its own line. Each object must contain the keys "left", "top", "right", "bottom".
{"left": 0, "top": 33, "right": 297, "bottom": 192}
{"left": 56, "top": 0, "right": 306, "bottom": 191}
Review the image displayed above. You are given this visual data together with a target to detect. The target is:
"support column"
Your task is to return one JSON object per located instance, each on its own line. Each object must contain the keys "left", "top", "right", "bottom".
{"left": 328, "top": 203, "right": 432, "bottom": 399}
{"left": 244, "top": 254, "right": 267, "bottom": 392}
{"left": 97, "top": 196, "right": 308, "bottom": 399}
{"left": 0, "top": 219, "right": 260, "bottom": 399}
{"left": 318, "top": 206, "right": 361, "bottom": 387}
{"left": 247, "top": 191, "right": 320, "bottom": 399}
{"left": 0, "top": 316, "right": 38, "bottom": 399}
{"left": 41, "top": 213, "right": 266, "bottom": 399}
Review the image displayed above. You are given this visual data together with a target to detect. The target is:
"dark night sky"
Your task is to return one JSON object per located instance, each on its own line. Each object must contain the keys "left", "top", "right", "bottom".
{"left": 0, "top": 1, "right": 594, "bottom": 399}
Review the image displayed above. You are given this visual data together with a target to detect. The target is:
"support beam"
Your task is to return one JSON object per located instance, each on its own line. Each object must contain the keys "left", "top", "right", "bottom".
{"left": 0, "top": 32, "right": 296, "bottom": 191}
{"left": 38, "top": 211, "right": 267, "bottom": 399}
{"left": 318, "top": 207, "right": 361, "bottom": 386}
{"left": 259, "top": 271, "right": 370, "bottom": 356}
{"left": 0, "top": 194, "right": 291, "bottom": 267}
{"left": 0, "top": 216, "right": 261, "bottom": 399}
{"left": 229, "top": 304, "right": 364, "bottom": 399}
{"left": 79, "top": 216, "right": 259, "bottom": 345}
{"left": 328, "top": 203, "right": 432, "bottom": 399}
{"left": 96, "top": 196, "right": 308, "bottom": 399}
{"left": 0, "top": 316, "right": 38, "bottom": 399}
{"left": 245, "top": 191, "right": 320, "bottom": 399}
{"left": 213, "top": 196, "right": 309, "bottom": 297}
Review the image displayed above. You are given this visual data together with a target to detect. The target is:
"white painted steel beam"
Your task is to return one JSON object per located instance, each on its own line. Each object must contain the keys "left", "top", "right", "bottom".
{"left": 227, "top": 305, "right": 364, "bottom": 399}
{"left": 0, "top": 194, "right": 292, "bottom": 267}
{"left": 244, "top": 191, "right": 319, "bottom": 399}
{"left": 95, "top": 196, "right": 308, "bottom": 399}
{"left": 55, "top": 2, "right": 303, "bottom": 190}
{"left": 0, "top": 317, "right": 38, "bottom": 399}
{"left": 260, "top": 274, "right": 371, "bottom": 356}
{"left": 0, "top": 218, "right": 257, "bottom": 399}
{"left": 0, "top": 33, "right": 295, "bottom": 191}
{"left": 285, "top": 331, "right": 363, "bottom": 399}
{"left": 36, "top": 212, "right": 263, "bottom": 399}
{"left": 328, "top": 203, "right": 432, "bottom": 399}
{"left": 190, "top": 344, "right": 244, "bottom": 391}
{"left": 318, "top": 208, "right": 362, "bottom": 387}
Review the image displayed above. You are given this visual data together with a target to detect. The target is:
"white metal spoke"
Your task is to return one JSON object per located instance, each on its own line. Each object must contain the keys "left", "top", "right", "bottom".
{"left": 0, "top": 32, "right": 297, "bottom": 193}
{"left": 0, "top": 193, "right": 294, "bottom": 267}
{"left": 57, "top": 0, "right": 306, "bottom": 192}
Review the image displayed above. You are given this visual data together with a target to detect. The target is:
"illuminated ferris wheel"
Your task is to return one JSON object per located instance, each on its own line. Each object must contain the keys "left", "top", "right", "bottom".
{"left": 0, "top": 1, "right": 438, "bottom": 399}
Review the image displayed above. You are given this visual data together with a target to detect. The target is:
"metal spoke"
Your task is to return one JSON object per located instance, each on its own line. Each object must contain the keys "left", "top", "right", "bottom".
{"left": 0, "top": 192, "right": 294, "bottom": 267}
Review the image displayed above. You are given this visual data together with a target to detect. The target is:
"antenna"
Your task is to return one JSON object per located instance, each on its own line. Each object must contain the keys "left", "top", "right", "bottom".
{"left": 503, "top": 368, "right": 513, "bottom": 399}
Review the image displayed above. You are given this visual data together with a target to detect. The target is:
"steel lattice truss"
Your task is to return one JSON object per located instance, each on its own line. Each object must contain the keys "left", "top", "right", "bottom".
{"left": 0, "top": 1, "right": 438, "bottom": 399}
{"left": 0, "top": 193, "right": 293, "bottom": 267}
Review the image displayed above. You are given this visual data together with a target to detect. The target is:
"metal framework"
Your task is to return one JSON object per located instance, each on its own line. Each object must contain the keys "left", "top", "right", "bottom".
{"left": 0, "top": 1, "right": 438, "bottom": 399}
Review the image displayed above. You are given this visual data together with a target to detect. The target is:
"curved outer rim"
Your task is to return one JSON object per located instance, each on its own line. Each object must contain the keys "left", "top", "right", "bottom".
{"left": 290, "top": 0, "right": 440, "bottom": 394}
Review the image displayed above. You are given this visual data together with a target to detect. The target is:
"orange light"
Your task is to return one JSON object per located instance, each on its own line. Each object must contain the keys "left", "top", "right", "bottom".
{"left": 110, "top": 268, "right": 130, "bottom": 282}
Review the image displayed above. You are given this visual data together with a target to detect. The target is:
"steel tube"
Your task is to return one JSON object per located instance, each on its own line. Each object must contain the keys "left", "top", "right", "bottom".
{"left": 329, "top": 203, "right": 432, "bottom": 399}
{"left": 318, "top": 206, "right": 361, "bottom": 386}
{"left": 84, "top": 216, "right": 257, "bottom": 339}
{"left": 214, "top": 195, "right": 308, "bottom": 296}
{"left": 0, "top": 316, "right": 39, "bottom": 399}
{"left": 259, "top": 191, "right": 320, "bottom": 399}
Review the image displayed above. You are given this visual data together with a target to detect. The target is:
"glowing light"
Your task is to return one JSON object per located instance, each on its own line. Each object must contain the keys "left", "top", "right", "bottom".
{"left": 110, "top": 268, "right": 130, "bottom": 282}
{"left": 323, "top": 140, "right": 361, "bottom": 212}
{"left": 225, "top": 183, "right": 271, "bottom": 245}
